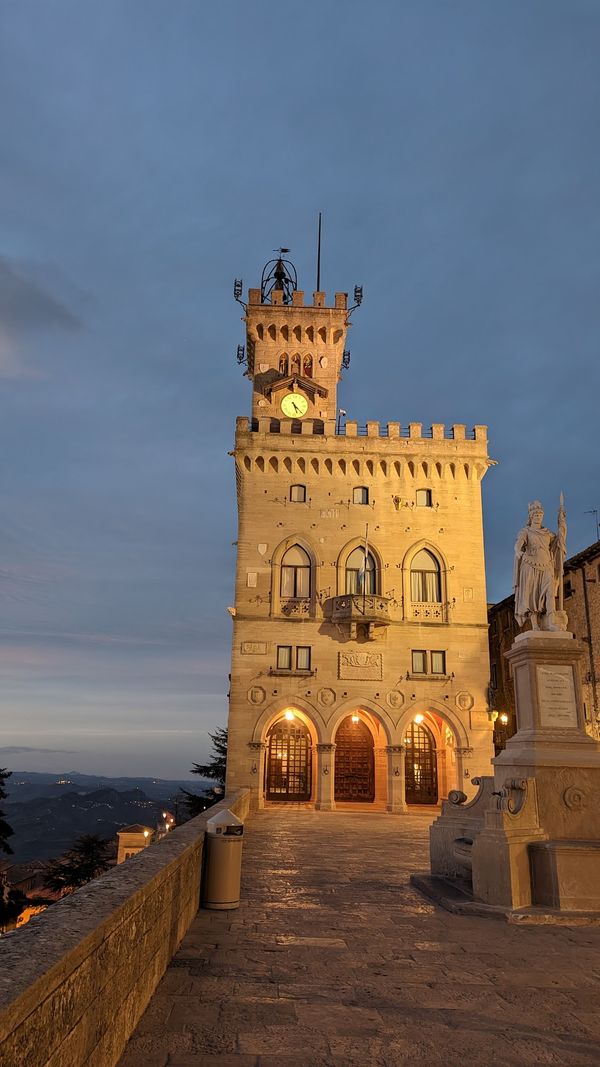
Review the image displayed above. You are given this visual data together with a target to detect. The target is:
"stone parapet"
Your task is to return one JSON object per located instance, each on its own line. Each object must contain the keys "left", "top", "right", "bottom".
{"left": 235, "top": 415, "right": 488, "bottom": 445}
{"left": 0, "top": 790, "right": 250, "bottom": 1067}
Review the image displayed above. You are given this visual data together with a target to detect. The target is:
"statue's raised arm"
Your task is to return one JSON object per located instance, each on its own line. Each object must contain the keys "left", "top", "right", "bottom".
{"left": 513, "top": 499, "right": 568, "bottom": 632}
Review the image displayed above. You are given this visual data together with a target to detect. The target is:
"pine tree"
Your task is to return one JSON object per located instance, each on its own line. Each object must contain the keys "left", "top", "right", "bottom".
{"left": 191, "top": 727, "right": 227, "bottom": 786}
{"left": 181, "top": 727, "right": 228, "bottom": 818}
{"left": 0, "top": 768, "right": 14, "bottom": 855}
{"left": 43, "top": 834, "right": 111, "bottom": 894}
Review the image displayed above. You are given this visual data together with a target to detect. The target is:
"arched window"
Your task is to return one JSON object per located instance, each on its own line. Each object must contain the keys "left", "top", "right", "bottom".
{"left": 410, "top": 549, "right": 441, "bottom": 603}
{"left": 345, "top": 547, "right": 377, "bottom": 594}
{"left": 290, "top": 484, "right": 306, "bottom": 503}
{"left": 281, "top": 544, "right": 311, "bottom": 598}
{"left": 303, "top": 354, "right": 313, "bottom": 378}
{"left": 279, "top": 354, "right": 288, "bottom": 375}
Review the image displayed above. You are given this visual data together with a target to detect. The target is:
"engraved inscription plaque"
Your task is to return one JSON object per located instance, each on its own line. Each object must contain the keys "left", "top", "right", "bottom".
{"left": 241, "top": 641, "right": 268, "bottom": 655}
{"left": 537, "top": 665, "right": 577, "bottom": 729}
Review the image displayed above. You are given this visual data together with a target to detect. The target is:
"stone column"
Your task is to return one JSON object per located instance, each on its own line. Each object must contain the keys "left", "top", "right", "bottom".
{"left": 435, "top": 747, "right": 447, "bottom": 800}
{"left": 385, "top": 745, "right": 408, "bottom": 813}
{"left": 315, "top": 743, "right": 336, "bottom": 810}
{"left": 248, "top": 741, "right": 267, "bottom": 809}
{"left": 454, "top": 747, "right": 474, "bottom": 790}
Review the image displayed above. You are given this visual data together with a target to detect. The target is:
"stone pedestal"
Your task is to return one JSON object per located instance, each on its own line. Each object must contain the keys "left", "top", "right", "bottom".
{"left": 414, "top": 630, "right": 600, "bottom": 919}
{"left": 495, "top": 631, "right": 600, "bottom": 776}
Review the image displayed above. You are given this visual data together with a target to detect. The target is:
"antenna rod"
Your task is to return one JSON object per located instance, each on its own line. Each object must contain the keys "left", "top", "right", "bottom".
{"left": 316, "top": 212, "right": 322, "bottom": 291}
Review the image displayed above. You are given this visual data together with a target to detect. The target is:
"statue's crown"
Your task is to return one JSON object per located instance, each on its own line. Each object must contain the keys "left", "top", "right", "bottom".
{"left": 528, "top": 500, "right": 543, "bottom": 514}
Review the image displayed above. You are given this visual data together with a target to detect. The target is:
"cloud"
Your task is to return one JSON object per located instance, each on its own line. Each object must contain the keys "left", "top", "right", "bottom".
{"left": 0, "top": 257, "right": 81, "bottom": 333}
{"left": 0, "top": 256, "right": 82, "bottom": 378}
{"left": 0, "top": 746, "right": 77, "bottom": 755}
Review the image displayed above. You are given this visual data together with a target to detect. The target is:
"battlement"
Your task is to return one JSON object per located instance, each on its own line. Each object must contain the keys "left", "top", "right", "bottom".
{"left": 236, "top": 416, "right": 488, "bottom": 444}
{"left": 247, "top": 288, "right": 348, "bottom": 310}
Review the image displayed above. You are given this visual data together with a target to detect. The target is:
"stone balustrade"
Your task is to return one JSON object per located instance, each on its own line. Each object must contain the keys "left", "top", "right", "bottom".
{"left": 0, "top": 790, "right": 250, "bottom": 1067}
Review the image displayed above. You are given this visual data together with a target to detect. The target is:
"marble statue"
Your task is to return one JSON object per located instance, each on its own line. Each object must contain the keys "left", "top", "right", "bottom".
{"left": 513, "top": 496, "right": 567, "bottom": 631}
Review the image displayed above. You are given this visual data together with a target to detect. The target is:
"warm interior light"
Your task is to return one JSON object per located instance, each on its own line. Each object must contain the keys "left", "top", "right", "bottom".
{"left": 143, "top": 831, "right": 149, "bottom": 838}
{"left": 351, "top": 713, "right": 360, "bottom": 723}
{"left": 499, "top": 712, "right": 509, "bottom": 725}
{"left": 414, "top": 713, "right": 424, "bottom": 724}
{"left": 285, "top": 710, "right": 295, "bottom": 720}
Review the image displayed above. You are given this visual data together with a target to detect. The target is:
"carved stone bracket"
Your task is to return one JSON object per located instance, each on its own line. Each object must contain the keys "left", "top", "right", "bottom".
{"left": 455, "top": 747, "right": 474, "bottom": 758}
{"left": 493, "top": 777, "right": 527, "bottom": 815}
{"left": 248, "top": 741, "right": 267, "bottom": 751}
{"left": 316, "top": 743, "right": 336, "bottom": 753}
{"left": 385, "top": 745, "right": 405, "bottom": 755}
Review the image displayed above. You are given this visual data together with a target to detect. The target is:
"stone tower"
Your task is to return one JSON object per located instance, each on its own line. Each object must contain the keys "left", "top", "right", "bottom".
{"left": 226, "top": 253, "right": 495, "bottom": 812}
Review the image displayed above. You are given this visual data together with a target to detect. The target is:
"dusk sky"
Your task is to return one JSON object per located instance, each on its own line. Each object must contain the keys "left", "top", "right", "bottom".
{"left": 1, "top": 1, "right": 599, "bottom": 778}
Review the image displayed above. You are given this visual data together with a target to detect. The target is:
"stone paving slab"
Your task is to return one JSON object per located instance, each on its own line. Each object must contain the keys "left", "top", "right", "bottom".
{"left": 118, "top": 811, "right": 600, "bottom": 1066}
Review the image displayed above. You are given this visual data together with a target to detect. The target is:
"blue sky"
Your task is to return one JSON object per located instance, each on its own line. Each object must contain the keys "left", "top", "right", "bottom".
{"left": 1, "top": 1, "right": 599, "bottom": 777}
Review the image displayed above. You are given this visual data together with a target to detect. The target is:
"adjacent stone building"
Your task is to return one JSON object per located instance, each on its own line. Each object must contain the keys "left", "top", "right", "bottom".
{"left": 489, "top": 538, "right": 600, "bottom": 747}
{"left": 226, "top": 254, "right": 495, "bottom": 811}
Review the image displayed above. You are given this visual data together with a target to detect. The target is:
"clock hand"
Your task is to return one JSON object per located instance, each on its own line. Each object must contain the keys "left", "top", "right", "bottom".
{"left": 292, "top": 401, "right": 301, "bottom": 413}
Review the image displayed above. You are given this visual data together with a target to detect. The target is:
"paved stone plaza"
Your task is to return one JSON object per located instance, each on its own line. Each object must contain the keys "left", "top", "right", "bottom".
{"left": 119, "top": 811, "right": 600, "bottom": 1067}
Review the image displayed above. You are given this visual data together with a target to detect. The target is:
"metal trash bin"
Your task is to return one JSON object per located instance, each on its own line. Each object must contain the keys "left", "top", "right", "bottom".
{"left": 202, "top": 808, "right": 244, "bottom": 910}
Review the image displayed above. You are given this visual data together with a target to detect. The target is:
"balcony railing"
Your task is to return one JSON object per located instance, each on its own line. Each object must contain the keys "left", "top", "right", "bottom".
{"left": 327, "top": 594, "right": 392, "bottom": 639}
{"left": 411, "top": 601, "right": 446, "bottom": 622}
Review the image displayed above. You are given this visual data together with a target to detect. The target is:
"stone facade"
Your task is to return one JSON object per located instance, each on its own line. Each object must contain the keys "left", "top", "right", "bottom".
{"left": 489, "top": 539, "right": 600, "bottom": 746}
{"left": 226, "top": 264, "right": 495, "bottom": 811}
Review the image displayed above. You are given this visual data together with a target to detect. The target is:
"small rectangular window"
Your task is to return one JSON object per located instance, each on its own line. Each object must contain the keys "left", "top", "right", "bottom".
{"left": 353, "top": 486, "right": 369, "bottom": 505}
{"left": 290, "top": 484, "right": 306, "bottom": 503}
{"left": 490, "top": 663, "right": 497, "bottom": 689}
{"left": 296, "top": 646, "right": 311, "bottom": 671}
{"left": 412, "top": 650, "right": 427, "bottom": 674}
{"left": 431, "top": 650, "right": 446, "bottom": 674}
{"left": 277, "top": 646, "right": 292, "bottom": 670}
{"left": 416, "top": 488, "right": 433, "bottom": 507}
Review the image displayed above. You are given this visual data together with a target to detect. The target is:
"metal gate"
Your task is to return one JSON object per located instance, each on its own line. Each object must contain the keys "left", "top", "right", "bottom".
{"left": 334, "top": 716, "right": 375, "bottom": 802}
{"left": 404, "top": 721, "right": 438, "bottom": 804}
{"left": 266, "top": 719, "right": 312, "bottom": 801}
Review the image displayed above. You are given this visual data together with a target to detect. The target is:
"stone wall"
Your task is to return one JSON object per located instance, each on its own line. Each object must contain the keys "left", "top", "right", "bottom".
{"left": 0, "top": 790, "right": 250, "bottom": 1067}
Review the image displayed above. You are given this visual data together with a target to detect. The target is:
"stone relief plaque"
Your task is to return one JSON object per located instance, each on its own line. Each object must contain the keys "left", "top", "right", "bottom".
{"left": 241, "top": 641, "right": 268, "bottom": 655}
{"left": 537, "top": 665, "right": 577, "bottom": 729}
{"left": 246, "top": 571, "right": 257, "bottom": 588}
{"left": 257, "top": 543, "right": 268, "bottom": 556}
{"left": 318, "top": 687, "right": 336, "bottom": 707}
{"left": 386, "top": 690, "right": 404, "bottom": 709}
{"left": 247, "top": 686, "right": 266, "bottom": 705}
{"left": 339, "top": 650, "right": 383, "bottom": 681}
{"left": 455, "top": 691, "right": 474, "bottom": 712}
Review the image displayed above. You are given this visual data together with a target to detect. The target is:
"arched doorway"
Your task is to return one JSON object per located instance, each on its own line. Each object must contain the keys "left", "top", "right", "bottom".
{"left": 334, "top": 716, "right": 375, "bottom": 802}
{"left": 404, "top": 721, "right": 438, "bottom": 804}
{"left": 266, "top": 717, "right": 312, "bottom": 801}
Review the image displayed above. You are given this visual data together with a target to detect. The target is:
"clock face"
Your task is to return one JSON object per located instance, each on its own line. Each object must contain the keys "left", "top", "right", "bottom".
{"left": 281, "top": 392, "right": 309, "bottom": 418}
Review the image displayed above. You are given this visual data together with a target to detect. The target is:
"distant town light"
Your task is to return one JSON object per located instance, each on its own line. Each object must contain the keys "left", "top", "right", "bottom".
{"left": 143, "top": 830, "right": 149, "bottom": 838}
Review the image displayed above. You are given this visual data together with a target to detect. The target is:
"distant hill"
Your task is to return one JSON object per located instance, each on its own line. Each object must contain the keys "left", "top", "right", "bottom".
{"left": 3, "top": 772, "right": 214, "bottom": 862}
{"left": 5, "top": 771, "right": 209, "bottom": 805}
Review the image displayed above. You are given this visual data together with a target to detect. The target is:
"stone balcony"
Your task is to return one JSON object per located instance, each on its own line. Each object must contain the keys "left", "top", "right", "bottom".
{"left": 328, "top": 593, "right": 392, "bottom": 638}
